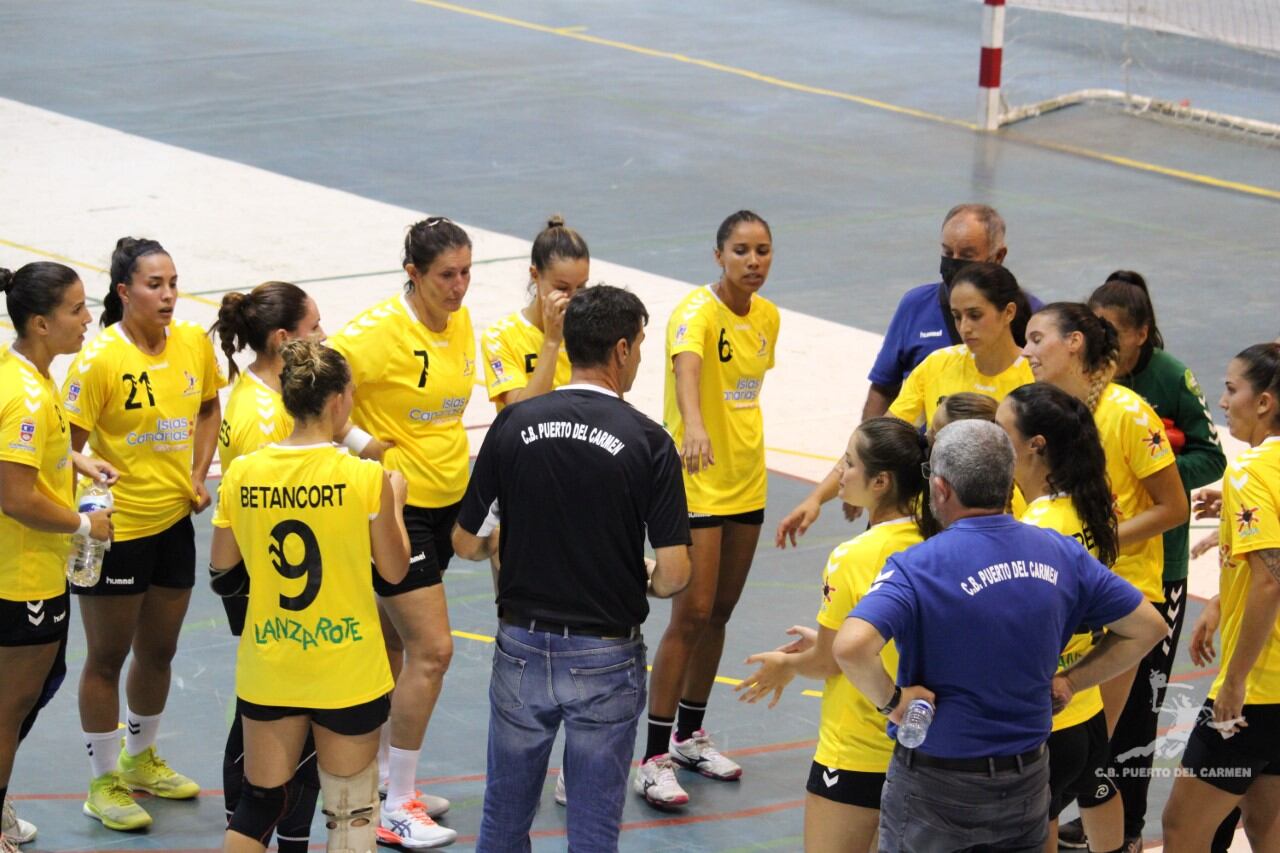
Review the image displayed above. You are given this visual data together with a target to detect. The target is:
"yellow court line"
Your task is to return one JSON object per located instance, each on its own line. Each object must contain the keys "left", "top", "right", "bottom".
{"left": 409, "top": 0, "right": 1280, "bottom": 202}
{"left": 450, "top": 628, "right": 823, "bottom": 697}
{"left": 410, "top": 0, "right": 972, "bottom": 130}
{"left": 0, "top": 238, "right": 107, "bottom": 272}
{"left": 766, "top": 446, "right": 838, "bottom": 463}
{"left": 0, "top": 237, "right": 223, "bottom": 308}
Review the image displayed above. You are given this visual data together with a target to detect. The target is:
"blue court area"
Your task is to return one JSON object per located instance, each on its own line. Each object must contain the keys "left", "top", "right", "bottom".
{"left": 0, "top": 1, "right": 1274, "bottom": 849}
{"left": 11, "top": 473, "right": 1218, "bottom": 852}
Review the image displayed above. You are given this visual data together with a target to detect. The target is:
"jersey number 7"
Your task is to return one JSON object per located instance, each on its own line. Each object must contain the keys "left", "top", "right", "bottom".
{"left": 414, "top": 350, "right": 430, "bottom": 388}
{"left": 269, "top": 519, "right": 322, "bottom": 611}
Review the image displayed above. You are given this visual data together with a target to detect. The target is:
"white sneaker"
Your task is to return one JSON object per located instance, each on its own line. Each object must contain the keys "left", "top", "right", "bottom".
{"left": 1, "top": 798, "right": 35, "bottom": 845}
{"left": 670, "top": 729, "right": 742, "bottom": 780}
{"left": 632, "top": 754, "right": 689, "bottom": 809}
{"left": 554, "top": 771, "right": 567, "bottom": 806}
{"left": 378, "top": 799, "right": 457, "bottom": 848}
{"left": 378, "top": 781, "right": 449, "bottom": 819}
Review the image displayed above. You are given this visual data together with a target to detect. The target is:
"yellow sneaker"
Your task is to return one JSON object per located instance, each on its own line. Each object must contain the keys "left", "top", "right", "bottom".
{"left": 82, "top": 773, "right": 152, "bottom": 831}
{"left": 117, "top": 745, "right": 200, "bottom": 799}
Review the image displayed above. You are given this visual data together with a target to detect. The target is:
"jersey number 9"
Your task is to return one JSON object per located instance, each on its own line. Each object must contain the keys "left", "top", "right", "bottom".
{"left": 268, "top": 519, "right": 322, "bottom": 611}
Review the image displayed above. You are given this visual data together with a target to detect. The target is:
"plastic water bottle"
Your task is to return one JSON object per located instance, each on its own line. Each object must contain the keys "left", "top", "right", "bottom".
{"left": 896, "top": 699, "right": 935, "bottom": 748}
{"left": 67, "top": 475, "right": 112, "bottom": 587}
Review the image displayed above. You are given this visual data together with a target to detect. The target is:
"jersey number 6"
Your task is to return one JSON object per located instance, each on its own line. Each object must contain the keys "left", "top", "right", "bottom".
{"left": 268, "top": 519, "right": 322, "bottom": 611}
{"left": 718, "top": 329, "right": 733, "bottom": 363}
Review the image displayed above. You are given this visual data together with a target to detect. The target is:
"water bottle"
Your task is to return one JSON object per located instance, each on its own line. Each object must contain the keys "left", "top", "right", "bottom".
{"left": 67, "top": 475, "right": 113, "bottom": 587}
{"left": 896, "top": 699, "right": 935, "bottom": 748}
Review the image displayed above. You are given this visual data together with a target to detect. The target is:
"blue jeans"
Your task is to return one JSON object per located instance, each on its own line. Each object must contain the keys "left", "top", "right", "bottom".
{"left": 477, "top": 623, "right": 647, "bottom": 853}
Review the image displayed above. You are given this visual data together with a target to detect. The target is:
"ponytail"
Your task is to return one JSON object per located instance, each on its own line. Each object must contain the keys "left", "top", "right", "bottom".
{"left": 102, "top": 237, "right": 168, "bottom": 327}
{"left": 1006, "top": 383, "right": 1119, "bottom": 566}
{"left": 210, "top": 281, "right": 311, "bottom": 380}
{"left": 1088, "top": 270, "right": 1164, "bottom": 357}
{"left": 0, "top": 262, "right": 80, "bottom": 337}
{"left": 1035, "top": 302, "right": 1118, "bottom": 412}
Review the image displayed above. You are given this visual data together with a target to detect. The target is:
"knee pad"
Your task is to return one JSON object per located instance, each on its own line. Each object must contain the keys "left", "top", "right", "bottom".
{"left": 319, "top": 758, "right": 380, "bottom": 853}
{"left": 228, "top": 781, "right": 290, "bottom": 844}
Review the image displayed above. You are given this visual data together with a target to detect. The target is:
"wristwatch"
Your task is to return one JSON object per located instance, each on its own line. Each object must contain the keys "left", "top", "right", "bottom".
{"left": 877, "top": 685, "right": 902, "bottom": 716}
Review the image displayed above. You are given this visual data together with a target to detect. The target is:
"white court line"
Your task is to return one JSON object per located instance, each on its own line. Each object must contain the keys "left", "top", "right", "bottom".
{"left": 0, "top": 96, "right": 1240, "bottom": 602}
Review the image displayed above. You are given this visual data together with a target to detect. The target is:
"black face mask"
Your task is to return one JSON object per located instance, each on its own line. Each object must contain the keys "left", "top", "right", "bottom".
{"left": 939, "top": 255, "right": 968, "bottom": 288}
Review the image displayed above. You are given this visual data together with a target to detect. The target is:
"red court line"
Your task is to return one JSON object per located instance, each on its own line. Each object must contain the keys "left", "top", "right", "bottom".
{"left": 1170, "top": 666, "right": 1218, "bottom": 683}
{"left": 13, "top": 737, "right": 817, "bottom": 801}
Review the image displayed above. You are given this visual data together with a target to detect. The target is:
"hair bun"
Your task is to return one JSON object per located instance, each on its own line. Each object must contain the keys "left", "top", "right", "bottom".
{"left": 546, "top": 214, "right": 565, "bottom": 229}
{"left": 0, "top": 268, "right": 13, "bottom": 294}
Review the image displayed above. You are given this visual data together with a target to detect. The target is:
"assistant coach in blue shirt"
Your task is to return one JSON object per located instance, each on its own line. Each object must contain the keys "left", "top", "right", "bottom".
{"left": 834, "top": 420, "right": 1165, "bottom": 853}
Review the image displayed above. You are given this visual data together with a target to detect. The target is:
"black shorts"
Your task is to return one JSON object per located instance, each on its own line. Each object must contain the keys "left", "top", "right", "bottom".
{"left": 74, "top": 515, "right": 196, "bottom": 596}
{"left": 373, "top": 502, "right": 460, "bottom": 596}
{"left": 237, "top": 694, "right": 391, "bottom": 737}
{"left": 1181, "top": 699, "right": 1280, "bottom": 795}
{"left": 1049, "top": 710, "right": 1116, "bottom": 816}
{"left": 688, "top": 508, "right": 765, "bottom": 529}
{"left": 0, "top": 589, "right": 70, "bottom": 646}
{"left": 805, "top": 761, "right": 885, "bottom": 809}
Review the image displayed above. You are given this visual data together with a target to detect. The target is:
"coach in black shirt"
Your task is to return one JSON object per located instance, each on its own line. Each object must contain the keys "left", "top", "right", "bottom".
{"left": 453, "top": 284, "right": 691, "bottom": 852}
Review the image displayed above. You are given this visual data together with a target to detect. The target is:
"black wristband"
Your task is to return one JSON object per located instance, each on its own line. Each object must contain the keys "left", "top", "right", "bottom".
{"left": 878, "top": 685, "right": 903, "bottom": 716}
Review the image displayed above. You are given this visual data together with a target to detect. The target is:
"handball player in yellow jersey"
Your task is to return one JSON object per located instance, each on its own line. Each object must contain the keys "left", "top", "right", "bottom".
{"left": 999, "top": 383, "right": 1127, "bottom": 853}
{"left": 737, "top": 418, "right": 935, "bottom": 853}
{"left": 63, "top": 238, "right": 225, "bottom": 830}
{"left": 211, "top": 281, "right": 326, "bottom": 853}
{"left": 329, "top": 218, "right": 474, "bottom": 847}
{"left": 211, "top": 340, "right": 409, "bottom": 853}
{"left": 640, "top": 210, "right": 781, "bottom": 807}
{"left": 482, "top": 216, "right": 588, "bottom": 410}
{"left": 1024, "top": 303, "right": 1187, "bottom": 734}
{"left": 1163, "top": 343, "right": 1280, "bottom": 852}
{"left": 0, "top": 263, "right": 113, "bottom": 850}
{"left": 888, "top": 262, "right": 1033, "bottom": 429}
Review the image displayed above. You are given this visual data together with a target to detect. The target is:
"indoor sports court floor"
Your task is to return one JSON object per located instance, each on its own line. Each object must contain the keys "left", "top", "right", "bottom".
{"left": 1, "top": 1, "right": 1277, "bottom": 849}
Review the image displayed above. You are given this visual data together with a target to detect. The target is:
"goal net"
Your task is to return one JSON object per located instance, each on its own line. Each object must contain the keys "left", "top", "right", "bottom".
{"left": 981, "top": 0, "right": 1280, "bottom": 137}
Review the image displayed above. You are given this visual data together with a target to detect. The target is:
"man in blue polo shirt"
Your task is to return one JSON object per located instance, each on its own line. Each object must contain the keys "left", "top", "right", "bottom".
{"left": 833, "top": 420, "right": 1165, "bottom": 853}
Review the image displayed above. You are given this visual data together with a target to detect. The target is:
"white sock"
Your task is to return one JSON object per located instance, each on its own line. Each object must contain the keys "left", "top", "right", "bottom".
{"left": 124, "top": 708, "right": 161, "bottom": 757}
{"left": 84, "top": 730, "right": 120, "bottom": 779}
{"left": 386, "top": 746, "right": 420, "bottom": 810}
{"left": 378, "top": 725, "right": 391, "bottom": 784}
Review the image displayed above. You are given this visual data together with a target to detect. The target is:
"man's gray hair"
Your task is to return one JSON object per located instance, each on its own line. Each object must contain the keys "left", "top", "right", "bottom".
{"left": 930, "top": 419, "right": 1014, "bottom": 510}
{"left": 943, "top": 204, "right": 1006, "bottom": 252}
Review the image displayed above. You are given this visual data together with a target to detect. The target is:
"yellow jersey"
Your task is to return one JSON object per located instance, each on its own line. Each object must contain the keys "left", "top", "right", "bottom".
{"left": 1094, "top": 384, "right": 1175, "bottom": 602}
{"left": 1020, "top": 494, "right": 1106, "bottom": 731}
{"left": 663, "top": 285, "right": 780, "bottom": 515}
{"left": 889, "top": 344, "right": 1033, "bottom": 427}
{"left": 1212, "top": 436, "right": 1280, "bottom": 705}
{"left": 814, "top": 517, "right": 922, "bottom": 772}
{"left": 218, "top": 368, "right": 293, "bottom": 472}
{"left": 62, "top": 320, "right": 226, "bottom": 541}
{"left": 0, "top": 350, "right": 73, "bottom": 601}
{"left": 481, "top": 310, "right": 571, "bottom": 410}
{"left": 213, "top": 443, "right": 393, "bottom": 709}
{"left": 329, "top": 295, "right": 476, "bottom": 508}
